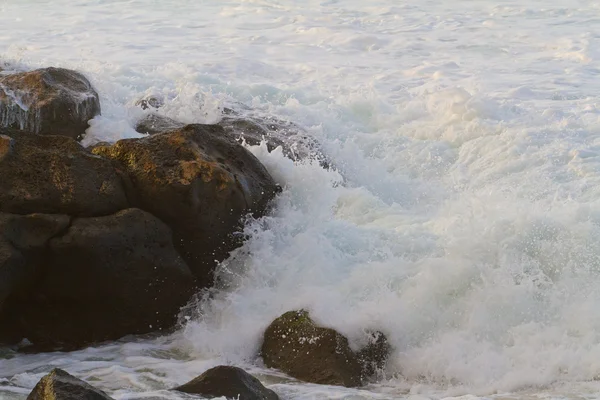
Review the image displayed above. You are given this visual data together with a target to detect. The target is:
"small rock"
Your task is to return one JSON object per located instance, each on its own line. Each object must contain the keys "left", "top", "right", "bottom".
{"left": 135, "top": 95, "right": 164, "bottom": 111}
{"left": 261, "top": 310, "right": 363, "bottom": 387}
{"left": 27, "top": 368, "right": 113, "bottom": 400}
{"left": 175, "top": 365, "right": 279, "bottom": 400}
{"left": 357, "top": 330, "right": 391, "bottom": 379}
{"left": 261, "top": 310, "right": 390, "bottom": 387}
{"left": 0, "top": 67, "right": 101, "bottom": 140}
{"left": 135, "top": 114, "right": 184, "bottom": 135}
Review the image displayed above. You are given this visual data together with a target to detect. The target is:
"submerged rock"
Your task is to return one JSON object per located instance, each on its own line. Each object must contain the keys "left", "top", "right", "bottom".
{"left": 0, "top": 130, "right": 128, "bottom": 217}
{"left": 1, "top": 208, "right": 195, "bottom": 349}
{"left": 92, "top": 124, "right": 279, "bottom": 286}
{"left": 357, "top": 330, "right": 391, "bottom": 379}
{"left": 135, "top": 113, "right": 184, "bottom": 135}
{"left": 175, "top": 365, "right": 279, "bottom": 400}
{"left": 27, "top": 368, "right": 114, "bottom": 400}
{"left": 0, "top": 67, "right": 100, "bottom": 140}
{"left": 134, "top": 111, "right": 329, "bottom": 167}
{"left": 261, "top": 310, "right": 390, "bottom": 387}
{"left": 219, "top": 114, "right": 328, "bottom": 167}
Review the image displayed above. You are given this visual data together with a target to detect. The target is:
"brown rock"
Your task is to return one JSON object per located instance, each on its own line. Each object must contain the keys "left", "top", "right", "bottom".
{"left": 261, "top": 310, "right": 363, "bottom": 387}
{"left": 1, "top": 208, "right": 195, "bottom": 349}
{"left": 27, "top": 368, "right": 114, "bottom": 400}
{"left": 0, "top": 67, "right": 101, "bottom": 140}
{"left": 175, "top": 366, "right": 279, "bottom": 400}
{"left": 92, "top": 124, "right": 279, "bottom": 286}
{"left": 0, "top": 129, "right": 128, "bottom": 217}
{"left": 261, "top": 310, "right": 390, "bottom": 387}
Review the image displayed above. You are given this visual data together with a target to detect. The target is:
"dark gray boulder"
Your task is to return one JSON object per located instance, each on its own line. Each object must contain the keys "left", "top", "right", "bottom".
{"left": 175, "top": 366, "right": 279, "bottom": 400}
{"left": 1, "top": 208, "right": 195, "bottom": 349}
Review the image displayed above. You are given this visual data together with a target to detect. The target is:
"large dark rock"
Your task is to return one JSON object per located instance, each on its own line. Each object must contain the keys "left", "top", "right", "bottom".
{"left": 219, "top": 114, "right": 327, "bottom": 166}
{"left": 0, "top": 208, "right": 195, "bottom": 349}
{"left": 0, "top": 67, "right": 100, "bottom": 140}
{"left": 0, "top": 213, "right": 70, "bottom": 304}
{"left": 175, "top": 366, "right": 279, "bottom": 400}
{"left": 92, "top": 125, "right": 279, "bottom": 286}
{"left": 261, "top": 310, "right": 390, "bottom": 387}
{"left": 0, "top": 131, "right": 128, "bottom": 217}
{"left": 27, "top": 368, "right": 113, "bottom": 400}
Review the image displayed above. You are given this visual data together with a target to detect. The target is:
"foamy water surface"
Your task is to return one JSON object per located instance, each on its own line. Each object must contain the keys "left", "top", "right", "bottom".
{"left": 2, "top": 1, "right": 600, "bottom": 399}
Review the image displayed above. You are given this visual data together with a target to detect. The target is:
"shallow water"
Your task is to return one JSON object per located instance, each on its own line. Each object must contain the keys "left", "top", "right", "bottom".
{"left": 2, "top": 1, "right": 600, "bottom": 399}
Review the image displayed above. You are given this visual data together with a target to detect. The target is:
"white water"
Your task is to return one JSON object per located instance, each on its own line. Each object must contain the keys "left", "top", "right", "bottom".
{"left": 2, "top": 1, "right": 600, "bottom": 399}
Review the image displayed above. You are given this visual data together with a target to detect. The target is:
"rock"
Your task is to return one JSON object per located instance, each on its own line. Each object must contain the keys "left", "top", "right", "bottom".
{"left": 135, "top": 114, "right": 184, "bottom": 135}
{"left": 0, "top": 213, "right": 71, "bottom": 345}
{"left": 92, "top": 124, "right": 279, "bottom": 286}
{"left": 0, "top": 67, "right": 101, "bottom": 140}
{"left": 0, "top": 130, "right": 128, "bottom": 217}
{"left": 135, "top": 95, "right": 164, "bottom": 111}
{"left": 261, "top": 310, "right": 390, "bottom": 387}
{"left": 27, "top": 368, "right": 113, "bottom": 400}
{"left": 0, "top": 208, "right": 195, "bottom": 349}
{"left": 175, "top": 366, "right": 279, "bottom": 400}
{"left": 261, "top": 310, "right": 363, "bottom": 387}
{"left": 134, "top": 112, "right": 329, "bottom": 167}
{"left": 0, "top": 213, "right": 70, "bottom": 304}
{"left": 357, "top": 330, "right": 391, "bottom": 379}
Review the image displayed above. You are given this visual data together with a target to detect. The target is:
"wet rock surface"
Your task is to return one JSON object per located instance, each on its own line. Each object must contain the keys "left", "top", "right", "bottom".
{"left": 0, "top": 67, "right": 100, "bottom": 140}
{"left": 92, "top": 124, "right": 279, "bottom": 286}
{"left": 0, "top": 129, "right": 128, "bottom": 217}
{"left": 261, "top": 310, "right": 390, "bottom": 387}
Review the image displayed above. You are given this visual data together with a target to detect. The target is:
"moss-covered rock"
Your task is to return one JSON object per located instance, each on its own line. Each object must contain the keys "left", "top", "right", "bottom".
{"left": 260, "top": 310, "right": 363, "bottom": 387}
{"left": 0, "top": 130, "right": 128, "bottom": 217}
{"left": 27, "top": 368, "right": 113, "bottom": 400}
{"left": 92, "top": 124, "right": 279, "bottom": 287}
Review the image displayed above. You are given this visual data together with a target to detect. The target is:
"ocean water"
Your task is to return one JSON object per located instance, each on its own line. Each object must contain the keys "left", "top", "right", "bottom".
{"left": 2, "top": 1, "right": 600, "bottom": 399}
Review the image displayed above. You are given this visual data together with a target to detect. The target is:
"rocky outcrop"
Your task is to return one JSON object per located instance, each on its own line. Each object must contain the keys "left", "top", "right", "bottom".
{"left": 27, "top": 368, "right": 114, "bottom": 400}
{"left": 92, "top": 124, "right": 279, "bottom": 286}
{"left": 1, "top": 208, "right": 195, "bottom": 349}
{"left": 261, "top": 310, "right": 390, "bottom": 387}
{"left": 175, "top": 366, "right": 279, "bottom": 400}
{"left": 0, "top": 131, "right": 128, "bottom": 217}
{"left": 0, "top": 68, "right": 100, "bottom": 140}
